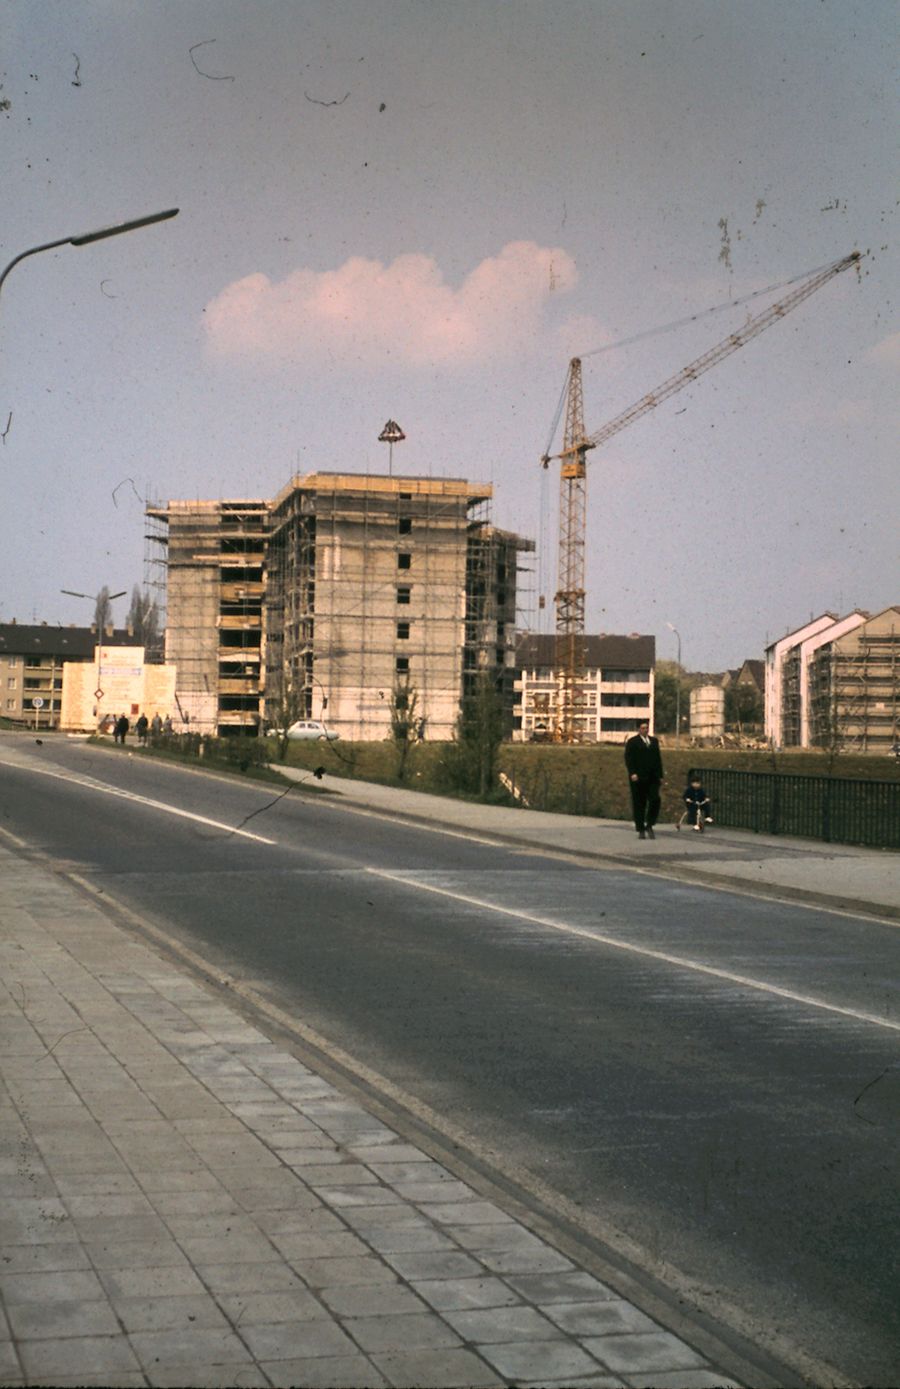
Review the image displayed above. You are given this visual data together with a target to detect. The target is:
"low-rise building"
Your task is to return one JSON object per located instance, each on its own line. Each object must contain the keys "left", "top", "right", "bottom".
{"left": 513, "top": 633, "right": 655, "bottom": 743}
{"left": 0, "top": 623, "right": 133, "bottom": 730}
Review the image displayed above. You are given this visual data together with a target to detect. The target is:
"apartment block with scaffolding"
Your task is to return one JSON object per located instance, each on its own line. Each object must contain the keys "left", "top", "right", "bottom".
{"left": 766, "top": 606, "right": 900, "bottom": 751}
{"left": 266, "top": 473, "right": 532, "bottom": 740}
{"left": 145, "top": 498, "right": 269, "bottom": 734}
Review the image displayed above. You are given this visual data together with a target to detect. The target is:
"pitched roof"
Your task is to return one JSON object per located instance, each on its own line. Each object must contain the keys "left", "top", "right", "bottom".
{"left": 516, "top": 632, "right": 655, "bottom": 670}
{"left": 0, "top": 624, "right": 135, "bottom": 658}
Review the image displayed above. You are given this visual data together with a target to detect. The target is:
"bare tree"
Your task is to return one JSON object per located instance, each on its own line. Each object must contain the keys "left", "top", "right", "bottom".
{"left": 94, "top": 586, "right": 113, "bottom": 632}
{"left": 390, "top": 677, "right": 418, "bottom": 782}
{"left": 267, "top": 683, "right": 306, "bottom": 763}
{"left": 127, "top": 585, "right": 160, "bottom": 651}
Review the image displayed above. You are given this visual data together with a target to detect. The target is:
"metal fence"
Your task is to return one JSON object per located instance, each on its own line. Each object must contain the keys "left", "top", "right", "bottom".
{"left": 695, "top": 767, "right": 900, "bottom": 849}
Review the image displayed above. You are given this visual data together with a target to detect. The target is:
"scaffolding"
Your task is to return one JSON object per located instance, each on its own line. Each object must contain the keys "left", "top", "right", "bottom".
{"left": 152, "top": 472, "right": 534, "bottom": 742}
{"left": 144, "top": 498, "right": 268, "bottom": 735}
{"left": 266, "top": 473, "right": 513, "bottom": 741}
{"left": 142, "top": 489, "right": 168, "bottom": 665}
{"left": 802, "top": 609, "right": 900, "bottom": 753}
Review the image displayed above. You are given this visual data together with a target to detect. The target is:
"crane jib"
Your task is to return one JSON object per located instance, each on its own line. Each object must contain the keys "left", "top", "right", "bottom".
{"left": 547, "top": 249, "right": 861, "bottom": 743}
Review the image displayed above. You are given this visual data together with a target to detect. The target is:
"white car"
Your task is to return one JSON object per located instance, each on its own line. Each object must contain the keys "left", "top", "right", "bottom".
{"left": 269, "top": 719, "right": 339, "bottom": 741}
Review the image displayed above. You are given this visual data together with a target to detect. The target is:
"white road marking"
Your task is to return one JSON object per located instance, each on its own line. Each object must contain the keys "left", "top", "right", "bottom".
{"left": 368, "top": 867, "right": 900, "bottom": 1034}
{"left": 0, "top": 758, "right": 276, "bottom": 845}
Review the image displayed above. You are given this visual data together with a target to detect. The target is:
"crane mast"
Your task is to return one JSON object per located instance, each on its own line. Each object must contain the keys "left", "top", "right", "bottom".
{"left": 544, "top": 250, "right": 860, "bottom": 742}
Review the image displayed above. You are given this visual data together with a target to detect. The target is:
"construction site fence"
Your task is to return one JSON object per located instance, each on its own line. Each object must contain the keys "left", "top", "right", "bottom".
{"left": 694, "top": 767, "right": 900, "bottom": 849}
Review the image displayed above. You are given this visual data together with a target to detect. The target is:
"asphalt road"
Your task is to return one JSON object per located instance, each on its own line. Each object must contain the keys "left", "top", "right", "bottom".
{"left": 2, "top": 735, "right": 898, "bottom": 1385}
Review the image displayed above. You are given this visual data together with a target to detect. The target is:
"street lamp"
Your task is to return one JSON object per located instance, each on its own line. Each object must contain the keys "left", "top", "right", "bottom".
{"left": 0, "top": 208, "right": 179, "bottom": 298}
{"left": 378, "top": 419, "right": 406, "bottom": 476}
{"left": 666, "top": 621, "right": 682, "bottom": 747}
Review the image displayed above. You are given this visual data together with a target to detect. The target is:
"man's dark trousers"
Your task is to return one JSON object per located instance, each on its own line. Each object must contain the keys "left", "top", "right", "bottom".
{"left": 630, "top": 778, "right": 661, "bottom": 833}
{"left": 624, "top": 731, "right": 664, "bottom": 832}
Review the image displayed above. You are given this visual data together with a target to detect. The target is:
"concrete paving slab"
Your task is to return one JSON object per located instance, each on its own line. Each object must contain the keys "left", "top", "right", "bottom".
{"left": 289, "top": 1255, "right": 402, "bottom": 1288}
{"left": 18, "top": 1334, "right": 142, "bottom": 1381}
{"left": 0, "top": 834, "right": 745, "bottom": 1389}
{"left": 411, "top": 1276, "right": 523, "bottom": 1312}
{"left": 97, "top": 1263, "right": 208, "bottom": 1300}
{"left": 584, "top": 1329, "right": 711, "bottom": 1372}
{"left": 370, "top": 1346, "right": 500, "bottom": 1388}
{"left": 0, "top": 1268, "right": 105, "bottom": 1305}
{"left": 216, "top": 1289, "right": 328, "bottom": 1325}
{"left": 258, "top": 1353, "right": 386, "bottom": 1387}
{"left": 444, "top": 1305, "right": 562, "bottom": 1343}
{"left": 318, "top": 1283, "right": 429, "bottom": 1318}
{"left": 111, "top": 1293, "right": 232, "bottom": 1333}
{"left": 343, "top": 1311, "right": 463, "bottom": 1353}
{"left": 239, "top": 1317, "right": 358, "bottom": 1361}
{"left": 476, "top": 1338, "right": 604, "bottom": 1382}
{"left": 6, "top": 1297, "right": 120, "bottom": 1340}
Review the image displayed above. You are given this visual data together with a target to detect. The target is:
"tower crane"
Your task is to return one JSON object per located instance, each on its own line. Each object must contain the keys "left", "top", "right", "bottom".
{"left": 540, "top": 249, "right": 861, "bottom": 742}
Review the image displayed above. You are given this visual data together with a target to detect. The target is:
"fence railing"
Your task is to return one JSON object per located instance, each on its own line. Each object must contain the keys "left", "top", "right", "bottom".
{"left": 695, "top": 767, "right": 900, "bottom": 849}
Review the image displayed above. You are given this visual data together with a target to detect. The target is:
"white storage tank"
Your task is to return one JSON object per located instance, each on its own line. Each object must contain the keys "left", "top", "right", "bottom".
{"left": 690, "top": 684, "right": 725, "bottom": 740}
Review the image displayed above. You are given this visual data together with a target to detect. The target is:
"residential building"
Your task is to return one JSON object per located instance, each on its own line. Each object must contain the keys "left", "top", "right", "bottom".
{"left": 766, "top": 607, "right": 899, "bottom": 751}
{"left": 513, "top": 633, "right": 655, "bottom": 743}
{"left": 0, "top": 623, "right": 133, "bottom": 730}
{"left": 145, "top": 498, "right": 268, "bottom": 734}
{"left": 148, "top": 474, "right": 532, "bottom": 739}
{"left": 266, "top": 473, "right": 530, "bottom": 739}
{"left": 808, "top": 607, "right": 900, "bottom": 752}
{"left": 765, "top": 614, "right": 837, "bottom": 747}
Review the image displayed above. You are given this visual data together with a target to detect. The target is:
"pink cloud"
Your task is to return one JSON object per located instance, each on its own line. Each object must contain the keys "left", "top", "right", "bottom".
{"left": 203, "top": 241, "right": 580, "bottom": 367}
{"left": 868, "top": 330, "right": 900, "bottom": 369}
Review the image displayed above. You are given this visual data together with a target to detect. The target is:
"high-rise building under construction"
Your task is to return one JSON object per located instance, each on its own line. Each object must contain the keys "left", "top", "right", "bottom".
{"left": 147, "top": 473, "right": 533, "bottom": 738}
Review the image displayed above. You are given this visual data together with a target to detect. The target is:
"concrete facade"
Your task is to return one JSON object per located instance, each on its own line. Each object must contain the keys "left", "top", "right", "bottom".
{"left": 148, "top": 475, "right": 532, "bottom": 740}
{"left": 146, "top": 499, "right": 268, "bottom": 735}
{"left": 267, "top": 473, "right": 530, "bottom": 741}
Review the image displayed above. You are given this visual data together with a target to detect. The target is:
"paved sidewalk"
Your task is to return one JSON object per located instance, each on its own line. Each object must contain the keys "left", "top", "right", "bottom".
{"left": 291, "top": 771, "right": 899, "bottom": 920}
{"left": 0, "top": 840, "right": 743, "bottom": 1389}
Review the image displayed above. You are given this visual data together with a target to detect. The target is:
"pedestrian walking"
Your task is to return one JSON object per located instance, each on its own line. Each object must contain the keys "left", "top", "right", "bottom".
{"left": 135, "top": 713, "right": 149, "bottom": 746}
{"left": 114, "top": 714, "right": 130, "bottom": 745}
{"left": 679, "top": 774, "right": 713, "bottom": 832}
{"left": 624, "top": 719, "right": 664, "bottom": 840}
{"left": 150, "top": 713, "right": 162, "bottom": 737}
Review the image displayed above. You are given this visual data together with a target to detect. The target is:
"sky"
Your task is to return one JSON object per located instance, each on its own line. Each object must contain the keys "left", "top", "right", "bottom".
{"left": 3, "top": 0, "right": 897, "bottom": 672}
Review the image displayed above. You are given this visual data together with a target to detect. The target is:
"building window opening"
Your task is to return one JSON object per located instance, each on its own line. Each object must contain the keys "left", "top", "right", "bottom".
{"left": 397, "top": 553, "right": 412, "bottom": 570}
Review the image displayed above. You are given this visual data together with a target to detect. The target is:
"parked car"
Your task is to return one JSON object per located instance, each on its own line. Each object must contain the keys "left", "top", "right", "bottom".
{"left": 268, "top": 719, "right": 339, "bottom": 741}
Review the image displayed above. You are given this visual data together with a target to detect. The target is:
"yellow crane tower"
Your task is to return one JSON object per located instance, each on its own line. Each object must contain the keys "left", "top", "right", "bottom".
{"left": 540, "top": 250, "right": 861, "bottom": 742}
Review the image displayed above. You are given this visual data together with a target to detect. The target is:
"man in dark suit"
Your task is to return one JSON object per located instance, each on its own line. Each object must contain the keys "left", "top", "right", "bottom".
{"left": 624, "top": 719, "right": 664, "bottom": 839}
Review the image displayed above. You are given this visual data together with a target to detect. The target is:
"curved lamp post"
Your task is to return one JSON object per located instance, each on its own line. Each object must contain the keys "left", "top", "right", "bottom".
{"left": 0, "top": 209, "right": 179, "bottom": 298}
{"left": 666, "top": 621, "right": 682, "bottom": 747}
